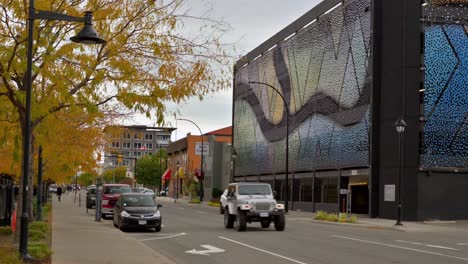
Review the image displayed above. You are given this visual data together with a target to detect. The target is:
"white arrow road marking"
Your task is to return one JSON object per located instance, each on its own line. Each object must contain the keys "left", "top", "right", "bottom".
{"left": 395, "top": 240, "right": 459, "bottom": 251}
{"left": 185, "top": 245, "right": 225, "bottom": 256}
{"left": 140, "top": 232, "right": 186, "bottom": 241}
{"left": 333, "top": 235, "right": 468, "bottom": 261}
{"left": 219, "top": 236, "right": 308, "bottom": 264}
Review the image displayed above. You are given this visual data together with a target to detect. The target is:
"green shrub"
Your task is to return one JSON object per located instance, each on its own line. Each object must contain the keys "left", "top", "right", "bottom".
{"left": 0, "top": 226, "right": 12, "bottom": 236}
{"left": 28, "top": 243, "right": 51, "bottom": 260}
{"left": 326, "top": 213, "right": 338, "bottom": 222}
{"left": 29, "top": 221, "right": 48, "bottom": 233}
{"left": 189, "top": 197, "right": 201, "bottom": 204}
{"left": 207, "top": 201, "right": 220, "bottom": 207}
{"left": 338, "top": 213, "right": 348, "bottom": 223}
{"left": 0, "top": 247, "right": 21, "bottom": 264}
{"left": 314, "top": 211, "right": 328, "bottom": 221}
{"left": 349, "top": 215, "right": 358, "bottom": 223}
{"left": 29, "top": 229, "right": 46, "bottom": 241}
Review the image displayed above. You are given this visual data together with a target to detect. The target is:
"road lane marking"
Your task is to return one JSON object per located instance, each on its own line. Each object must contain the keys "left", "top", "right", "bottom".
{"left": 395, "top": 240, "right": 459, "bottom": 251}
{"left": 141, "top": 232, "right": 187, "bottom": 241}
{"left": 334, "top": 235, "right": 468, "bottom": 261}
{"left": 219, "top": 236, "right": 308, "bottom": 264}
{"left": 197, "top": 211, "right": 206, "bottom": 214}
{"left": 186, "top": 245, "right": 225, "bottom": 256}
{"left": 458, "top": 243, "right": 468, "bottom": 246}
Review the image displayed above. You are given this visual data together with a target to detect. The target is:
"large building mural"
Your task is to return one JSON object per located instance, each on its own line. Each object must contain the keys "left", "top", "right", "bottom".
{"left": 234, "top": 0, "right": 371, "bottom": 176}
{"left": 422, "top": 22, "right": 468, "bottom": 168}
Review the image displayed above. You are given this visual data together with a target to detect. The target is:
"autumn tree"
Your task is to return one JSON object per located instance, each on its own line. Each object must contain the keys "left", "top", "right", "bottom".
{"left": 102, "top": 166, "right": 127, "bottom": 183}
{"left": 77, "top": 172, "right": 97, "bottom": 186}
{"left": 0, "top": 0, "right": 232, "bottom": 233}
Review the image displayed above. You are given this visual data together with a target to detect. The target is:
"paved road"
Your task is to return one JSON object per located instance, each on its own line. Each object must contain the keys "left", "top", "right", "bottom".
{"left": 105, "top": 199, "right": 468, "bottom": 264}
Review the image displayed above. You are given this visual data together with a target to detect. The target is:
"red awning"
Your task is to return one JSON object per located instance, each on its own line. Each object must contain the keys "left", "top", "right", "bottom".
{"left": 162, "top": 169, "right": 171, "bottom": 180}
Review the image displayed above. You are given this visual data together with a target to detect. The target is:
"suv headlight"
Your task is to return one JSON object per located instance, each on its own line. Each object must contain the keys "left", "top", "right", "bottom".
{"left": 152, "top": 210, "right": 161, "bottom": 218}
{"left": 275, "top": 204, "right": 285, "bottom": 210}
{"left": 121, "top": 210, "right": 130, "bottom": 217}
{"left": 239, "top": 204, "right": 252, "bottom": 210}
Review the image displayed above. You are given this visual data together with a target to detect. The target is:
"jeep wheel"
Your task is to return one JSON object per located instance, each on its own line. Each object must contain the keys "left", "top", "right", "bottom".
{"left": 261, "top": 220, "right": 270, "bottom": 228}
{"left": 220, "top": 205, "right": 225, "bottom": 215}
{"left": 224, "top": 208, "right": 234, "bottom": 229}
{"left": 236, "top": 211, "right": 247, "bottom": 232}
{"left": 274, "top": 213, "right": 285, "bottom": 231}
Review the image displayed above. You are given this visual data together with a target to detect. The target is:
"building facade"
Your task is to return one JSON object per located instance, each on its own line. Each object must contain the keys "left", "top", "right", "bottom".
{"left": 166, "top": 127, "right": 232, "bottom": 200}
{"left": 103, "top": 125, "right": 175, "bottom": 177}
{"left": 233, "top": 0, "right": 467, "bottom": 220}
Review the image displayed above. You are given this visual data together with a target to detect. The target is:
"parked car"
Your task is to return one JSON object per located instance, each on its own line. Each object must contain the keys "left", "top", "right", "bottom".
{"left": 223, "top": 182, "right": 285, "bottom": 232}
{"left": 101, "top": 184, "right": 132, "bottom": 219}
{"left": 48, "top": 184, "right": 58, "bottom": 194}
{"left": 219, "top": 189, "right": 228, "bottom": 214}
{"left": 132, "top": 188, "right": 145, "bottom": 193}
{"left": 87, "top": 184, "right": 96, "bottom": 191}
{"left": 113, "top": 193, "right": 162, "bottom": 232}
{"left": 86, "top": 187, "right": 97, "bottom": 209}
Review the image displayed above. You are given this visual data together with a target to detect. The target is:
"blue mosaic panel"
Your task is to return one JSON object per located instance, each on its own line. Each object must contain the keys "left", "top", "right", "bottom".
{"left": 233, "top": 0, "right": 371, "bottom": 176}
{"left": 422, "top": 24, "right": 468, "bottom": 168}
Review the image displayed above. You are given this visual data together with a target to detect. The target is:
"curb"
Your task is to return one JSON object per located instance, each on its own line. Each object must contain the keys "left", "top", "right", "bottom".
{"left": 311, "top": 220, "right": 406, "bottom": 232}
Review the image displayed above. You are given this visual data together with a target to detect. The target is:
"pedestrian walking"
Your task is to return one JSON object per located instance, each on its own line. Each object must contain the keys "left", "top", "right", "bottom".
{"left": 57, "top": 186, "right": 63, "bottom": 202}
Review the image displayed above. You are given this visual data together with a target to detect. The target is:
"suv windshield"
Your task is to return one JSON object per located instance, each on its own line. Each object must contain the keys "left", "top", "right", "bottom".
{"left": 122, "top": 195, "right": 156, "bottom": 207}
{"left": 238, "top": 185, "right": 272, "bottom": 195}
{"left": 104, "top": 186, "right": 131, "bottom": 194}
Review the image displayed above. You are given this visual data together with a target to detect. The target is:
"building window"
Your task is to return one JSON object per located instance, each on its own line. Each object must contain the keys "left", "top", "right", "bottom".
{"left": 122, "top": 142, "right": 131, "bottom": 149}
{"left": 133, "top": 151, "right": 142, "bottom": 158}
{"left": 134, "top": 142, "right": 142, "bottom": 149}
{"left": 111, "top": 142, "right": 120, "bottom": 148}
{"left": 145, "top": 143, "right": 153, "bottom": 149}
{"left": 314, "top": 177, "right": 338, "bottom": 203}
{"left": 122, "top": 160, "right": 130, "bottom": 166}
{"left": 122, "top": 151, "right": 130, "bottom": 158}
{"left": 123, "top": 133, "right": 131, "bottom": 139}
{"left": 134, "top": 133, "right": 143, "bottom": 140}
{"left": 145, "top": 134, "right": 153, "bottom": 140}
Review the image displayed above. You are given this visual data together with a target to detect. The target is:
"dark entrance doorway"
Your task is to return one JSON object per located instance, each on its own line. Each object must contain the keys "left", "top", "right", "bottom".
{"left": 350, "top": 184, "right": 368, "bottom": 214}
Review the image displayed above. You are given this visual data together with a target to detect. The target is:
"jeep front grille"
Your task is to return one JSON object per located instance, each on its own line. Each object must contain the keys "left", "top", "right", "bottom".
{"left": 254, "top": 202, "right": 271, "bottom": 211}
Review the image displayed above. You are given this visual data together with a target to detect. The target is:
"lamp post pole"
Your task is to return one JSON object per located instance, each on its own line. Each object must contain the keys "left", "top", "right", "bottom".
{"left": 177, "top": 119, "right": 204, "bottom": 202}
{"left": 394, "top": 118, "right": 407, "bottom": 226}
{"left": 19, "top": 2, "right": 105, "bottom": 258}
{"left": 248, "top": 81, "right": 290, "bottom": 213}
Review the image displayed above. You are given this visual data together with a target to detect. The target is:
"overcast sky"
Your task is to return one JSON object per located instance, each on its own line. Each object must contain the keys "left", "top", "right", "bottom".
{"left": 130, "top": 0, "right": 322, "bottom": 140}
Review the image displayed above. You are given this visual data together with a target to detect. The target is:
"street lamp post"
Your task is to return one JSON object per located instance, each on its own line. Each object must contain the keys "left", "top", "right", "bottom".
{"left": 231, "top": 149, "right": 238, "bottom": 183}
{"left": 394, "top": 117, "right": 407, "bottom": 226}
{"left": 247, "top": 81, "right": 290, "bottom": 213}
{"left": 176, "top": 161, "right": 180, "bottom": 202}
{"left": 177, "top": 118, "right": 204, "bottom": 202}
{"left": 20, "top": 1, "right": 105, "bottom": 258}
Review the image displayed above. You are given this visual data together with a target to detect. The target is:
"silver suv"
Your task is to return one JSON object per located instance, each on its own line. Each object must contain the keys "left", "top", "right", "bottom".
{"left": 223, "top": 182, "right": 285, "bottom": 232}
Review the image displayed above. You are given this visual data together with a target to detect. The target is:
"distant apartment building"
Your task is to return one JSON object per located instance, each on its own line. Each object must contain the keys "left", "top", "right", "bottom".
{"left": 166, "top": 126, "right": 232, "bottom": 200}
{"left": 103, "top": 126, "right": 176, "bottom": 174}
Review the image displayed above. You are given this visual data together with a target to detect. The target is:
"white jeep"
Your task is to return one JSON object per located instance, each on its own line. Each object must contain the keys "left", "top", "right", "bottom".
{"left": 223, "top": 182, "right": 285, "bottom": 232}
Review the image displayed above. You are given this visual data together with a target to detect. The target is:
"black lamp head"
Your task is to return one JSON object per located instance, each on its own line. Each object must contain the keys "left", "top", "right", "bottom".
{"left": 70, "top": 11, "right": 106, "bottom": 44}
{"left": 394, "top": 118, "right": 407, "bottom": 133}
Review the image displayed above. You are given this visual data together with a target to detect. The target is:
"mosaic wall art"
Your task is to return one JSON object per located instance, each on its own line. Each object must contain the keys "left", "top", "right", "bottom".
{"left": 233, "top": 0, "right": 371, "bottom": 176}
{"left": 422, "top": 21, "right": 468, "bottom": 168}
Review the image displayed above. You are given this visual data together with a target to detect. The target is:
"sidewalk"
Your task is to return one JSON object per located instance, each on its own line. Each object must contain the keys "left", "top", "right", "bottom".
{"left": 52, "top": 191, "right": 175, "bottom": 264}
{"left": 156, "top": 196, "right": 463, "bottom": 232}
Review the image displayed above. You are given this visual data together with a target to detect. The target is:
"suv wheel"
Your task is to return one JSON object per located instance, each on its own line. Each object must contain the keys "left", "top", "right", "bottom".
{"left": 224, "top": 208, "right": 234, "bottom": 229}
{"left": 274, "top": 213, "right": 285, "bottom": 231}
{"left": 236, "top": 211, "right": 247, "bottom": 232}
{"left": 261, "top": 220, "right": 270, "bottom": 228}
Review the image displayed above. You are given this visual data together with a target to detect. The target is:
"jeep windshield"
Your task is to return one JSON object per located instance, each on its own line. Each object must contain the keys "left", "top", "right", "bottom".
{"left": 238, "top": 185, "right": 272, "bottom": 195}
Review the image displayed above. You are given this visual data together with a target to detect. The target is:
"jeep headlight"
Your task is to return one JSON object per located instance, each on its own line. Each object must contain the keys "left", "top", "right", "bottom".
{"left": 239, "top": 204, "right": 252, "bottom": 210}
{"left": 275, "top": 204, "right": 285, "bottom": 210}
{"left": 121, "top": 210, "right": 130, "bottom": 217}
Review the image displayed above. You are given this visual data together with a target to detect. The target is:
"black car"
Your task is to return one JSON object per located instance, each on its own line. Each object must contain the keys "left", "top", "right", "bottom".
{"left": 112, "top": 193, "right": 162, "bottom": 232}
{"left": 86, "top": 187, "right": 97, "bottom": 209}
